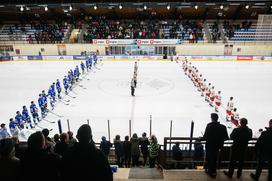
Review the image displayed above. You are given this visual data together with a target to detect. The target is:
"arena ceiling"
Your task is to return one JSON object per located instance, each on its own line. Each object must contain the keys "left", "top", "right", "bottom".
{"left": 0, "top": 0, "right": 271, "bottom": 19}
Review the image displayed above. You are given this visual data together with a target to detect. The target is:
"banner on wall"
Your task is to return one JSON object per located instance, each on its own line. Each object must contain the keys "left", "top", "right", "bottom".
{"left": 92, "top": 39, "right": 182, "bottom": 45}
{"left": 0, "top": 55, "right": 13, "bottom": 61}
{"left": 73, "top": 55, "right": 87, "bottom": 60}
{"left": 27, "top": 56, "right": 43, "bottom": 60}
{"left": 237, "top": 56, "right": 253, "bottom": 61}
{"left": 13, "top": 56, "right": 28, "bottom": 60}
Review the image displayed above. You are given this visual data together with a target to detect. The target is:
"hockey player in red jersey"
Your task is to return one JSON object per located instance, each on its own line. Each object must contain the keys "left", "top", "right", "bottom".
{"left": 214, "top": 91, "right": 222, "bottom": 112}
{"left": 226, "top": 97, "right": 234, "bottom": 121}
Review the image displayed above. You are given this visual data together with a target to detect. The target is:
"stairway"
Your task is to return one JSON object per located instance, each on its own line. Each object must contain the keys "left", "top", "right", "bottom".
{"left": 218, "top": 21, "right": 228, "bottom": 43}
{"left": 203, "top": 21, "right": 212, "bottom": 43}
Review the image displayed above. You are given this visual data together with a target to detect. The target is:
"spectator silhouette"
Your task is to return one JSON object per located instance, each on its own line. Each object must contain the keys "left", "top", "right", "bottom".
{"left": 54, "top": 133, "right": 69, "bottom": 157}
{"left": 114, "top": 134, "right": 124, "bottom": 167}
{"left": 131, "top": 133, "right": 140, "bottom": 167}
{"left": 251, "top": 119, "right": 272, "bottom": 181}
{"left": 140, "top": 132, "right": 150, "bottom": 166}
{"left": 123, "top": 135, "right": 131, "bottom": 168}
{"left": 193, "top": 139, "right": 204, "bottom": 161}
{"left": 0, "top": 138, "right": 20, "bottom": 181}
{"left": 21, "top": 131, "right": 61, "bottom": 181}
{"left": 42, "top": 128, "right": 55, "bottom": 153}
{"left": 67, "top": 131, "right": 77, "bottom": 147}
{"left": 201, "top": 113, "right": 229, "bottom": 178}
{"left": 149, "top": 135, "right": 160, "bottom": 168}
{"left": 224, "top": 118, "right": 252, "bottom": 178}
{"left": 172, "top": 142, "right": 183, "bottom": 168}
{"left": 100, "top": 136, "right": 112, "bottom": 158}
{"left": 61, "top": 124, "right": 113, "bottom": 181}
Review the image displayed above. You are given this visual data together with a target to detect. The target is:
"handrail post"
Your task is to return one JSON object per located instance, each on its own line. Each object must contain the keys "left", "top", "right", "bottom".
{"left": 129, "top": 120, "right": 131, "bottom": 138}
{"left": 58, "top": 119, "right": 62, "bottom": 134}
{"left": 149, "top": 115, "right": 152, "bottom": 137}
{"left": 67, "top": 119, "right": 70, "bottom": 132}
{"left": 107, "top": 120, "right": 111, "bottom": 141}
{"left": 189, "top": 121, "right": 194, "bottom": 151}
{"left": 169, "top": 120, "right": 173, "bottom": 150}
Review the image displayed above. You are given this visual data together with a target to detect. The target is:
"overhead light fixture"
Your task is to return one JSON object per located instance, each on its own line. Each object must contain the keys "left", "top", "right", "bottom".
{"left": 194, "top": 4, "right": 198, "bottom": 10}
{"left": 144, "top": 5, "right": 147, "bottom": 10}
{"left": 119, "top": 4, "right": 122, "bottom": 9}
{"left": 220, "top": 5, "right": 224, "bottom": 9}
{"left": 94, "top": 5, "right": 97, "bottom": 10}
{"left": 45, "top": 6, "right": 48, "bottom": 11}
{"left": 245, "top": 4, "right": 249, "bottom": 9}
{"left": 167, "top": 4, "right": 170, "bottom": 10}
{"left": 69, "top": 5, "right": 72, "bottom": 11}
{"left": 20, "top": 6, "right": 24, "bottom": 11}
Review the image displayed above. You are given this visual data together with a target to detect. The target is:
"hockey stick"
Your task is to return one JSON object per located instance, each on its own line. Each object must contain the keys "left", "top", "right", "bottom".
{"left": 57, "top": 98, "right": 70, "bottom": 105}
{"left": 78, "top": 84, "right": 87, "bottom": 89}
{"left": 67, "top": 94, "right": 76, "bottom": 99}
{"left": 49, "top": 110, "right": 63, "bottom": 118}
{"left": 36, "top": 125, "right": 53, "bottom": 131}
{"left": 42, "top": 118, "right": 56, "bottom": 124}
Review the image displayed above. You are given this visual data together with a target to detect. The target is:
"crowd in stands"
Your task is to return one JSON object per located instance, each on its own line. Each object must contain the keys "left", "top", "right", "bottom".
{"left": 0, "top": 114, "right": 272, "bottom": 180}
{"left": 0, "top": 123, "right": 161, "bottom": 180}
{"left": 83, "top": 15, "right": 204, "bottom": 42}
{"left": 223, "top": 20, "right": 253, "bottom": 39}
{"left": 3, "top": 16, "right": 70, "bottom": 43}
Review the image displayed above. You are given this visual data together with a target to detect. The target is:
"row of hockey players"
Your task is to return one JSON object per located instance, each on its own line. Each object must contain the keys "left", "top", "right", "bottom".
{"left": 181, "top": 58, "right": 240, "bottom": 127}
{"left": 9, "top": 54, "right": 98, "bottom": 136}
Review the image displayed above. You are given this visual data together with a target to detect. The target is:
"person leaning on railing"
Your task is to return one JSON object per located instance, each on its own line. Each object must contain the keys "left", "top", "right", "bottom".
{"left": 251, "top": 119, "right": 272, "bottom": 181}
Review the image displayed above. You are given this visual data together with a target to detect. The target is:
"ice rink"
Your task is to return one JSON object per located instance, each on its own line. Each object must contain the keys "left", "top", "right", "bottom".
{"left": 1, "top": 60, "right": 272, "bottom": 144}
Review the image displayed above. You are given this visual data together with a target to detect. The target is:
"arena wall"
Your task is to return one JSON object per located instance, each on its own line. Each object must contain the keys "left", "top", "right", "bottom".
{"left": 1, "top": 43, "right": 272, "bottom": 56}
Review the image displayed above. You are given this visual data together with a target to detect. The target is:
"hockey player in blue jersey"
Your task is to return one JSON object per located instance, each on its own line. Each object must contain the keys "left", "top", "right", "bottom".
{"left": 38, "top": 94, "right": 46, "bottom": 118}
{"left": 63, "top": 76, "right": 69, "bottom": 94}
{"left": 15, "top": 111, "right": 25, "bottom": 129}
{"left": 81, "top": 61, "right": 85, "bottom": 74}
{"left": 56, "top": 79, "right": 62, "bottom": 98}
{"left": 85, "top": 58, "right": 89, "bottom": 71}
{"left": 41, "top": 90, "right": 48, "bottom": 112}
{"left": 22, "top": 105, "right": 34, "bottom": 128}
{"left": 30, "top": 101, "right": 40, "bottom": 124}
{"left": 9, "top": 118, "right": 18, "bottom": 136}
{"left": 74, "top": 66, "right": 80, "bottom": 81}
{"left": 89, "top": 56, "right": 93, "bottom": 69}
{"left": 93, "top": 53, "right": 98, "bottom": 65}
{"left": 68, "top": 70, "right": 74, "bottom": 89}
{"left": 48, "top": 84, "right": 56, "bottom": 110}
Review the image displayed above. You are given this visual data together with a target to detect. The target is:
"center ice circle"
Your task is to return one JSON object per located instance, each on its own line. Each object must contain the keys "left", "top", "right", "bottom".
{"left": 98, "top": 77, "right": 174, "bottom": 97}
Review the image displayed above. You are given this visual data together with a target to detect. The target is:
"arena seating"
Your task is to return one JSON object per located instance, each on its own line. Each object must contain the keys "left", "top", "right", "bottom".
{"left": 223, "top": 21, "right": 272, "bottom": 41}
{"left": 0, "top": 21, "right": 69, "bottom": 43}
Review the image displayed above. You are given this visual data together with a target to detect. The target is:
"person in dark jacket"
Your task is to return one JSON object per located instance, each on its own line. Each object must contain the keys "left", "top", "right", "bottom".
{"left": 140, "top": 132, "right": 150, "bottom": 166}
{"left": 123, "top": 136, "right": 131, "bottom": 168}
{"left": 131, "top": 133, "right": 140, "bottom": 167}
{"left": 224, "top": 118, "right": 252, "bottom": 178}
{"left": 54, "top": 132, "right": 69, "bottom": 157}
{"left": 114, "top": 135, "right": 124, "bottom": 167}
{"left": 201, "top": 113, "right": 229, "bottom": 178}
{"left": 61, "top": 124, "right": 113, "bottom": 181}
{"left": 251, "top": 119, "right": 272, "bottom": 181}
{"left": 0, "top": 138, "right": 21, "bottom": 181}
{"left": 100, "top": 136, "right": 112, "bottom": 158}
{"left": 21, "top": 131, "right": 61, "bottom": 181}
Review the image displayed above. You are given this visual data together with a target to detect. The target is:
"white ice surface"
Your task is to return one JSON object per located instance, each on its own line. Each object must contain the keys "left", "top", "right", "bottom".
{"left": 0, "top": 60, "right": 272, "bottom": 143}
